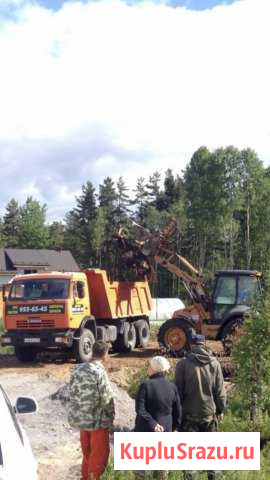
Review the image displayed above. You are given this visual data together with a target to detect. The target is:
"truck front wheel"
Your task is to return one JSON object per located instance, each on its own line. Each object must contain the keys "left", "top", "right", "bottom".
{"left": 15, "top": 347, "right": 38, "bottom": 363}
{"left": 75, "top": 328, "right": 95, "bottom": 363}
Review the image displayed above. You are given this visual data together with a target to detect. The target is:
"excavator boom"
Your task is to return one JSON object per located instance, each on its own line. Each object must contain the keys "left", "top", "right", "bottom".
{"left": 116, "top": 219, "right": 211, "bottom": 312}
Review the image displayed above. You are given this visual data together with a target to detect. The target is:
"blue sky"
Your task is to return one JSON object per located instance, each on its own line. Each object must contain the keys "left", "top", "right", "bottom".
{"left": 37, "top": 0, "right": 236, "bottom": 12}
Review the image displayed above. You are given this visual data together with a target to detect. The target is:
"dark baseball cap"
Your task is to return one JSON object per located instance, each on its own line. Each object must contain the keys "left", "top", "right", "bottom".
{"left": 187, "top": 329, "right": 205, "bottom": 345}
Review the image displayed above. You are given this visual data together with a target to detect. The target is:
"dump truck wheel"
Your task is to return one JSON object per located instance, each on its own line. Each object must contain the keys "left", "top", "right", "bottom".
{"left": 75, "top": 328, "right": 95, "bottom": 363}
{"left": 15, "top": 347, "right": 38, "bottom": 362}
{"left": 158, "top": 318, "right": 190, "bottom": 356}
{"left": 135, "top": 319, "right": 150, "bottom": 348}
{"left": 114, "top": 322, "right": 137, "bottom": 353}
{"left": 220, "top": 317, "right": 243, "bottom": 355}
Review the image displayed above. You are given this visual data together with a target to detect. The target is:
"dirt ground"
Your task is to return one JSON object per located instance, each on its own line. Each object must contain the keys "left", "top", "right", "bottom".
{"left": 0, "top": 340, "right": 229, "bottom": 480}
{"left": 0, "top": 341, "right": 160, "bottom": 480}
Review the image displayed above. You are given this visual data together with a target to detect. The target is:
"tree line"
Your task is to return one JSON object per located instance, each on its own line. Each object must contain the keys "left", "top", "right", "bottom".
{"left": 1, "top": 146, "right": 270, "bottom": 298}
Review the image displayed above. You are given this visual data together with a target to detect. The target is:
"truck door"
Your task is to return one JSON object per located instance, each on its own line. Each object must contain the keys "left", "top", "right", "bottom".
{"left": 71, "top": 281, "right": 89, "bottom": 323}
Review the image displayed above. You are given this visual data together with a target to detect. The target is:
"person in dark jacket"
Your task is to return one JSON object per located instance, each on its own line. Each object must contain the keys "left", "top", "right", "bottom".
{"left": 175, "top": 331, "right": 226, "bottom": 480}
{"left": 135, "top": 356, "right": 182, "bottom": 480}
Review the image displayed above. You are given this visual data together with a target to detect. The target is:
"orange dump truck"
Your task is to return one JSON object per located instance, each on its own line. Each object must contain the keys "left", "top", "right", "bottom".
{"left": 0, "top": 269, "right": 152, "bottom": 363}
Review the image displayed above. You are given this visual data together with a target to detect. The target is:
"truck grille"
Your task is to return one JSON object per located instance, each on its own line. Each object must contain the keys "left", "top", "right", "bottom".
{"left": 16, "top": 319, "right": 55, "bottom": 329}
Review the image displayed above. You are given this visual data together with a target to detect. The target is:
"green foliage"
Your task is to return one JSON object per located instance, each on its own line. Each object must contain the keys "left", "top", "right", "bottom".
{"left": 115, "top": 176, "right": 131, "bottom": 224}
{"left": 64, "top": 181, "right": 98, "bottom": 267}
{"left": 98, "top": 177, "right": 119, "bottom": 275}
{"left": 48, "top": 221, "right": 65, "bottom": 249}
{"left": 18, "top": 197, "right": 49, "bottom": 248}
{"left": 133, "top": 177, "right": 148, "bottom": 220}
{"left": 103, "top": 456, "right": 270, "bottom": 479}
{"left": 232, "top": 277, "right": 270, "bottom": 414}
{"left": 2, "top": 198, "right": 21, "bottom": 247}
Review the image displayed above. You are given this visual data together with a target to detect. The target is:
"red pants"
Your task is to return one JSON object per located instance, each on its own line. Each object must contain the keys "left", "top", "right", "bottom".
{"left": 80, "top": 428, "right": 110, "bottom": 480}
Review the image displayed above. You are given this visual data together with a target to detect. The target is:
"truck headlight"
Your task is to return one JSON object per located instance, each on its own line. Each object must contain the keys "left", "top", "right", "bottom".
{"left": 55, "top": 336, "right": 71, "bottom": 344}
{"left": 55, "top": 337, "right": 64, "bottom": 343}
{"left": 1, "top": 337, "right": 11, "bottom": 344}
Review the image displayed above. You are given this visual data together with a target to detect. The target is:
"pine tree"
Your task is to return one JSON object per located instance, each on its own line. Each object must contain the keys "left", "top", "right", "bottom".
{"left": 156, "top": 169, "right": 183, "bottom": 211}
{"left": 92, "top": 207, "right": 107, "bottom": 267}
{"left": 63, "top": 210, "right": 82, "bottom": 264}
{"left": 0, "top": 218, "right": 6, "bottom": 247}
{"left": 146, "top": 171, "right": 161, "bottom": 207}
{"left": 99, "top": 177, "right": 117, "bottom": 209}
{"left": 65, "top": 182, "right": 98, "bottom": 268}
{"left": 3, "top": 198, "right": 21, "bottom": 247}
{"left": 133, "top": 177, "right": 148, "bottom": 221}
{"left": 115, "top": 177, "right": 131, "bottom": 225}
{"left": 98, "top": 177, "right": 117, "bottom": 275}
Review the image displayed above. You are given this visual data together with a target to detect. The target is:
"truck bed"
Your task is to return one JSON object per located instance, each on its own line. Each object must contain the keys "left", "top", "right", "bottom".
{"left": 84, "top": 269, "right": 152, "bottom": 319}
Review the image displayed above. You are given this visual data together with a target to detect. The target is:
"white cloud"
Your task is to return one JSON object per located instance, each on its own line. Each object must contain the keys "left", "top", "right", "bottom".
{"left": 0, "top": 0, "right": 270, "bottom": 219}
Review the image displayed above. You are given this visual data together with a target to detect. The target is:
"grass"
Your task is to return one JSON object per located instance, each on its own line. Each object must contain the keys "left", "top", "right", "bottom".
{"left": 103, "top": 442, "right": 270, "bottom": 479}
{"left": 103, "top": 459, "right": 270, "bottom": 479}
{"left": 150, "top": 324, "right": 161, "bottom": 342}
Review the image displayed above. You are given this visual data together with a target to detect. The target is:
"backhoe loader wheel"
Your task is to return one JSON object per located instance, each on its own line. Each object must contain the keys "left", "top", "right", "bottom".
{"left": 15, "top": 347, "right": 38, "bottom": 363}
{"left": 158, "top": 318, "right": 190, "bottom": 356}
{"left": 220, "top": 317, "right": 243, "bottom": 355}
{"left": 113, "top": 322, "right": 136, "bottom": 353}
{"left": 135, "top": 319, "right": 150, "bottom": 348}
{"left": 75, "top": 328, "right": 95, "bottom": 363}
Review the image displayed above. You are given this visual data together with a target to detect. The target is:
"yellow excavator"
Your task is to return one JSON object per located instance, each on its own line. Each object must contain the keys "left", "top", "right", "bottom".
{"left": 117, "top": 219, "right": 261, "bottom": 355}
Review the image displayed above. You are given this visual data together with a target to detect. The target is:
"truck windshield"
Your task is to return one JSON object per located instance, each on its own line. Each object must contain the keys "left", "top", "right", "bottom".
{"left": 9, "top": 279, "right": 70, "bottom": 301}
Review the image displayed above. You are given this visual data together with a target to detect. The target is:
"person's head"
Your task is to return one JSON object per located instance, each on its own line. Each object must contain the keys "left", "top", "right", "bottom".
{"left": 92, "top": 341, "right": 109, "bottom": 362}
{"left": 148, "top": 356, "right": 171, "bottom": 377}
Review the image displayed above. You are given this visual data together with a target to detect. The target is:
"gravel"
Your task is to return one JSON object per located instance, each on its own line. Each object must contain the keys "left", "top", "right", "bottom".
{"left": 0, "top": 370, "right": 135, "bottom": 479}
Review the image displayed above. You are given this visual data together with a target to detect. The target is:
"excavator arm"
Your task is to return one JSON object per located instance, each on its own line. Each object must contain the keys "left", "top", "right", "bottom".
{"left": 117, "top": 219, "right": 211, "bottom": 313}
{"left": 116, "top": 219, "right": 212, "bottom": 355}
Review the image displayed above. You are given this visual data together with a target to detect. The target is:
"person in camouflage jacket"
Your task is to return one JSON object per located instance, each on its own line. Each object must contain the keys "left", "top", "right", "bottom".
{"left": 68, "top": 341, "right": 115, "bottom": 480}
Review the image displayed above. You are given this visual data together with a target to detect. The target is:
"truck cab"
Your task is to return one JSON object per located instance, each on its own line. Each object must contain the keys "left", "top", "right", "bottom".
{"left": 1, "top": 272, "right": 92, "bottom": 362}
